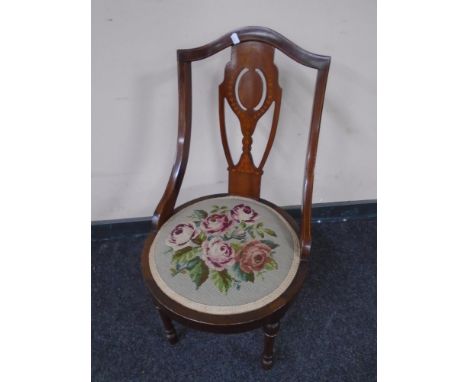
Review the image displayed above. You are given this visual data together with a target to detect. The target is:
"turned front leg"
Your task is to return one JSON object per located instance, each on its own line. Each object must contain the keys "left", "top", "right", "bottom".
{"left": 262, "top": 321, "right": 280, "bottom": 369}
{"left": 155, "top": 305, "right": 178, "bottom": 345}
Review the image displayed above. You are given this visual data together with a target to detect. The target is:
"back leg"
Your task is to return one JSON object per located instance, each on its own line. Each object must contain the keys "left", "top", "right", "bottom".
{"left": 155, "top": 305, "right": 178, "bottom": 345}
{"left": 262, "top": 321, "right": 280, "bottom": 369}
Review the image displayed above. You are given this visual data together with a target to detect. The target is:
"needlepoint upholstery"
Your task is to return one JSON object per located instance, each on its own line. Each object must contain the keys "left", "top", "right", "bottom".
{"left": 149, "top": 196, "right": 300, "bottom": 315}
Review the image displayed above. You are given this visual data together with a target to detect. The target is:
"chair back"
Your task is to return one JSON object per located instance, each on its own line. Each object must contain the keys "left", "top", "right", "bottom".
{"left": 155, "top": 27, "right": 331, "bottom": 257}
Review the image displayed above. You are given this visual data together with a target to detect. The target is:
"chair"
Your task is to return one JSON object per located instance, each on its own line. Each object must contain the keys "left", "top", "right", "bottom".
{"left": 141, "top": 26, "right": 330, "bottom": 369}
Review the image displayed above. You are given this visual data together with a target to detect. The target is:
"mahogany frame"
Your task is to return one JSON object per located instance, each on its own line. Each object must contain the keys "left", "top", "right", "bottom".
{"left": 141, "top": 26, "right": 330, "bottom": 369}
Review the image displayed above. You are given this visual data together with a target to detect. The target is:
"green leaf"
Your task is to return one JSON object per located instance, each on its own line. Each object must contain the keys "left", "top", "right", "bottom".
{"left": 264, "top": 258, "right": 278, "bottom": 271}
{"left": 191, "top": 231, "right": 206, "bottom": 245}
{"left": 172, "top": 246, "right": 200, "bottom": 265}
{"left": 263, "top": 228, "right": 277, "bottom": 237}
{"left": 261, "top": 240, "right": 279, "bottom": 249}
{"left": 210, "top": 270, "right": 232, "bottom": 294}
{"left": 255, "top": 222, "right": 265, "bottom": 238}
{"left": 230, "top": 242, "right": 242, "bottom": 252}
{"left": 185, "top": 256, "right": 201, "bottom": 270}
{"left": 246, "top": 226, "right": 255, "bottom": 239}
{"left": 231, "top": 230, "right": 246, "bottom": 240}
{"left": 192, "top": 209, "right": 208, "bottom": 219}
{"left": 187, "top": 258, "right": 209, "bottom": 288}
{"left": 232, "top": 263, "right": 254, "bottom": 282}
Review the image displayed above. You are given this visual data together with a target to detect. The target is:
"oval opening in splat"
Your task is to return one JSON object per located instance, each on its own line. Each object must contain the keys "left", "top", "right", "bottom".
{"left": 234, "top": 68, "right": 266, "bottom": 111}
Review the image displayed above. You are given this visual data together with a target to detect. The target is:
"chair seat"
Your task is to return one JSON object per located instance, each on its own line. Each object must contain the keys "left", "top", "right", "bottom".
{"left": 149, "top": 195, "right": 300, "bottom": 315}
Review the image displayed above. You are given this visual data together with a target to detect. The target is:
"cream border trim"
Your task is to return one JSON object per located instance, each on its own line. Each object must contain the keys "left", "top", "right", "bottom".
{"left": 148, "top": 196, "right": 301, "bottom": 315}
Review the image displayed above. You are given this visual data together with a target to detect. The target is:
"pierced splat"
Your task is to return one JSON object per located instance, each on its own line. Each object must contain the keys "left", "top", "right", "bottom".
{"left": 219, "top": 42, "right": 282, "bottom": 198}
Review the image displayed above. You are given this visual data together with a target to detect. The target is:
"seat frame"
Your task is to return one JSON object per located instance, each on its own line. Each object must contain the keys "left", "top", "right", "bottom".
{"left": 141, "top": 26, "right": 330, "bottom": 369}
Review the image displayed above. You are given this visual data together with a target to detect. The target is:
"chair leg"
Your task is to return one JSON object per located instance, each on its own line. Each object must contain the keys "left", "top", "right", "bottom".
{"left": 262, "top": 321, "right": 280, "bottom": 370}
{"left": 155, "top": 305, "right": 178, "bottom": 345}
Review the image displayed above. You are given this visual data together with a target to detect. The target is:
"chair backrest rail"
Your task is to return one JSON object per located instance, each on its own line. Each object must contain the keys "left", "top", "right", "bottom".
{"left": 178, "top": 26, "right": 330, "bottom": 70}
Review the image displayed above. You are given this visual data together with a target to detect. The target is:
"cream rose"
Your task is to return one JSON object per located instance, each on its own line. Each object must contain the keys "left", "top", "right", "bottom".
{"left": 201, "top": 238, "right": 235, "bottom": 271}
{"left": 201, "top": 213, "right": 232, "bottom": 235}
{"left": 230, "top": 204, "right": 258, "bottom": 223}
{"left": 166, "top": 223, "right": 197, "bottom": 248}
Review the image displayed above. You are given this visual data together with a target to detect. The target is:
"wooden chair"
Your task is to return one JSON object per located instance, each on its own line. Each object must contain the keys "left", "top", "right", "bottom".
{"left": 141, "top": 26, "right": 330, "bottom": 369}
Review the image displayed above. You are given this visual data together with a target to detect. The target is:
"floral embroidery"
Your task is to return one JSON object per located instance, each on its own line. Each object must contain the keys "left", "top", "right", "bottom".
{"left": 231, "top": 204, "right": 258, "bottom": 223}
{"left": 201, "top": 213, "right": 232, "bottom": 235}
{"left": 201, "top": 238, "right": 236, "bottom": 271}
{"left": 165, "top": 223, "right": 198, "bottom": 248}
{"left": 236, "top": 240, "right": 272, "bottom": 273}
{"left": 166, "top": 204, "right": 279, "bottom": 294}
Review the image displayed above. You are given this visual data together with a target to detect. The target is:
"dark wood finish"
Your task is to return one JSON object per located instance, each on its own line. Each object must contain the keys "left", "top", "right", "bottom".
{"left": 155, "top": 304, "right": 178, "bottom": 345}
{"left": 151, "top": 61, "right": 192, "bottom": 229}
{"left": 177, "top": 26, "right": 330, "bottom": 69}
{"left": 219, "top": 41, "right": 281, "bottom": 198}
{"left": 300, "top": 67, "right": 330, "bottom": 258}
{"left": 142, "top": 26, "right": 331, "bottom": 369}
{"left": 262, "top": 321, "right": 280, "bottom": 370}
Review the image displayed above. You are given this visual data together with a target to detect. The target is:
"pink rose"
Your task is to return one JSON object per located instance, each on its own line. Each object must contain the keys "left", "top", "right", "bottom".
{"left": 201, "top": 238, "right": 235, "bottom": 270}
{"left": 236, "top": 240, "right": 271, "bottom": 273}
{"left": 166, "top": 223, "right": 197, "bottom": 248}
{"left": 230, "top": 204, "right": 258, "bottom": 223}
{"left": 201, "top": 214, "right": 232, "bottom": 235}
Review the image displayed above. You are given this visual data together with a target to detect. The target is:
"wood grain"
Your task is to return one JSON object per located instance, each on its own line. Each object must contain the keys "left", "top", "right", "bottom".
{"left": 219, "top": 41, "right": 282, "bottom": 198}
